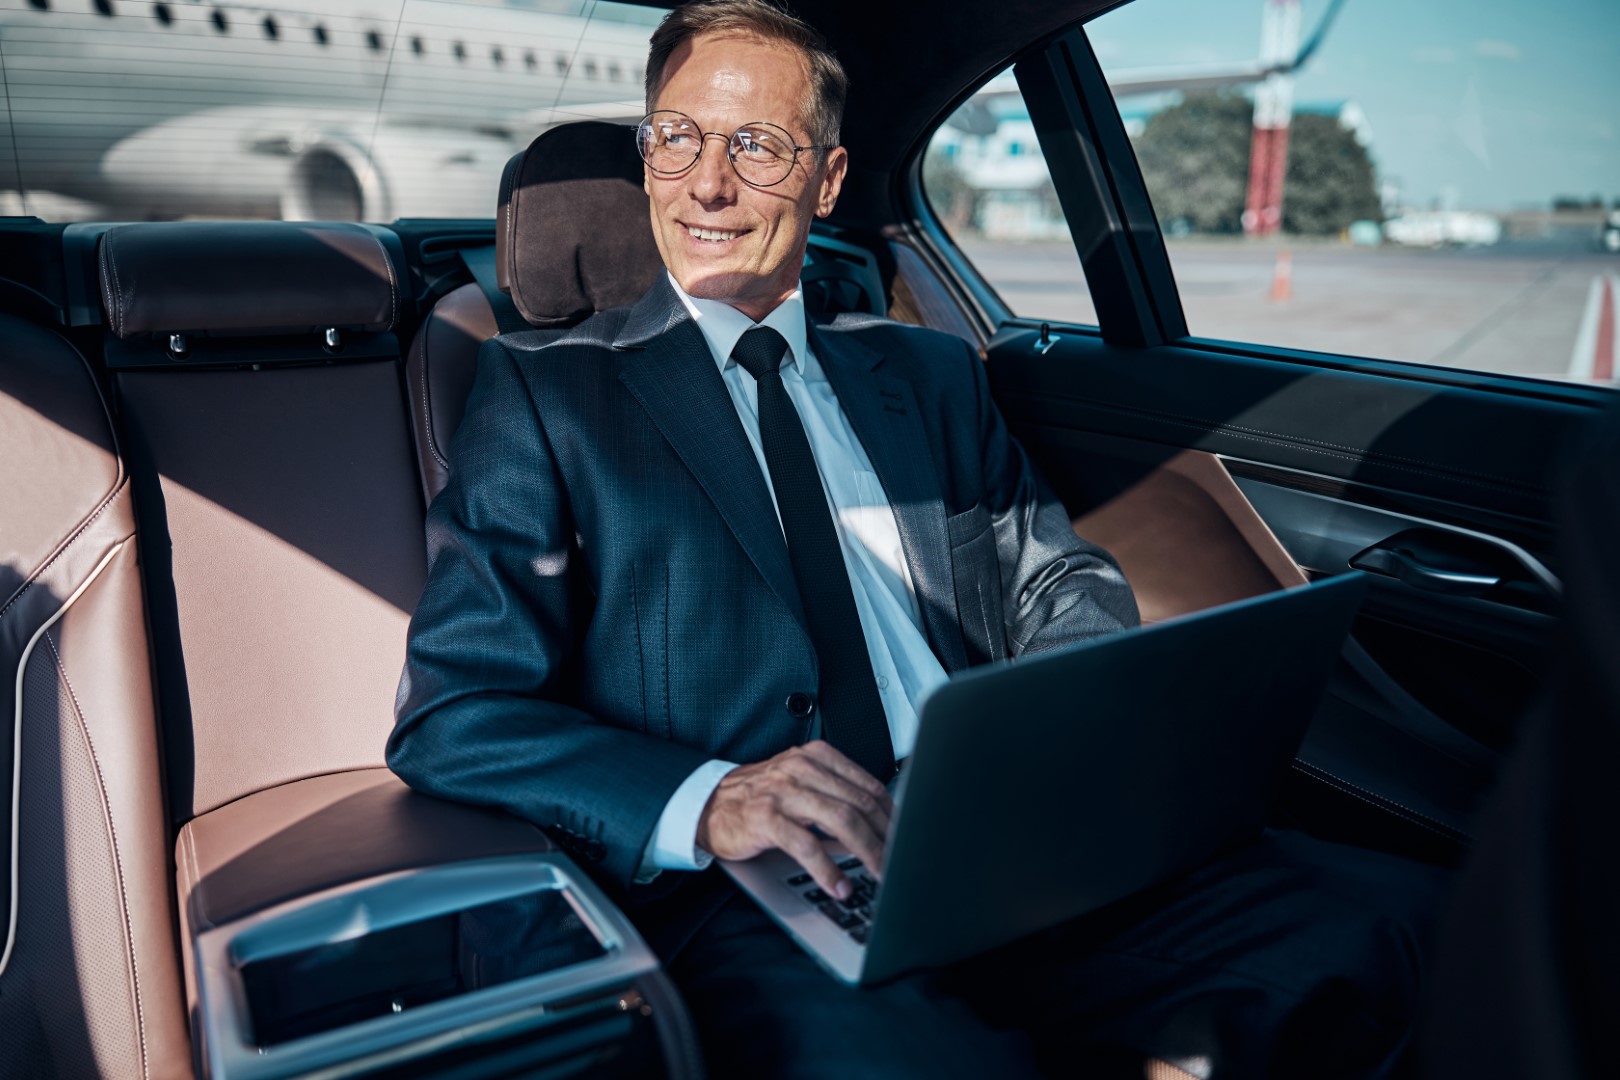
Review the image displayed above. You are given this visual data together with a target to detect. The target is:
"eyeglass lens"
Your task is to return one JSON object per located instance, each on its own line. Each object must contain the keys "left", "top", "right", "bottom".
{"left": 638, "top": 112, "right": 800, "bottom": 186}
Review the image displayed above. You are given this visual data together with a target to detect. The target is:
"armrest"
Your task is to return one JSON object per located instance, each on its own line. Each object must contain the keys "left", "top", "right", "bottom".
{"left": 174, "top": 769, "right": 688, "bottom": 1080}
{"left": 177, "top": 768, "right": 551, "bottom": 933}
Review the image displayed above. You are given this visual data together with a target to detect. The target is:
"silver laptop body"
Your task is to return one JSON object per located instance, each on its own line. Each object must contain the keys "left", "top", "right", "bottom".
{"left": 722, "top": 574, "right": 1367, "bottom": 986}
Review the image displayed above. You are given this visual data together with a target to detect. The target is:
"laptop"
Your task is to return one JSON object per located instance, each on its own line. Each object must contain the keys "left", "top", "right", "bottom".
{"left": 721, "top": 573, "right": 1367, "bottom": 986}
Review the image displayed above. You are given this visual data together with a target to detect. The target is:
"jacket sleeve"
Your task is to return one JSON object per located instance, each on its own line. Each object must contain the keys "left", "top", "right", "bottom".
{"left": 964, "top": 338, "right": 1141, "bottom": 655}
{"left": 388, "top": 337, "right": 711, "bottom": 891}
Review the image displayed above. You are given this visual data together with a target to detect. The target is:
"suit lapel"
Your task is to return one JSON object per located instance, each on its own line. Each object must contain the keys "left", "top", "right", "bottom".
{"left": 615, "top": 279, "right": 807, "bottom": 629}
{"left": 810, "top": 322, "right": 969, "bottom": 673}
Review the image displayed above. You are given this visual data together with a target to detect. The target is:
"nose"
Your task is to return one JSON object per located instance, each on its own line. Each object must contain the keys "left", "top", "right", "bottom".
{"left": 686, "top": 131, "right": 736, "bottom": 204}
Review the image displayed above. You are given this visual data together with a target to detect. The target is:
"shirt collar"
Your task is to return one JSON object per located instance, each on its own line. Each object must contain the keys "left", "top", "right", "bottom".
{"left": 667, "top": 271, "right": 809, "bottom": 377}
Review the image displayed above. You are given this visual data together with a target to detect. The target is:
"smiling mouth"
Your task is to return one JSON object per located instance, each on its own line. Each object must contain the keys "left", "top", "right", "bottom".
{"left": 685, "top": 224, "right": 748, "bottom": 243}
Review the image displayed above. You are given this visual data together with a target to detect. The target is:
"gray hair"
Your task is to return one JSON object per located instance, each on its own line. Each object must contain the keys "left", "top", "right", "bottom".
{"left": 643, "top": 0, "right": 847, "bottom": 147}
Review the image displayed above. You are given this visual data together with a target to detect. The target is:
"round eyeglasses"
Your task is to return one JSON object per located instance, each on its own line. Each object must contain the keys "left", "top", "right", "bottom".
{"left": 636, "top": 111, "right": 834, "bottom": 188}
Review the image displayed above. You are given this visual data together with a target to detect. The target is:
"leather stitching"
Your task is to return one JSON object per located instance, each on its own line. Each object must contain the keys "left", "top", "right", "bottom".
{"left": 45, "top": 627, "right": 151, "bottom": 1080}
{"left": 1288, "top": 760, "right": 1463, "bottom": 839}
{"left": 98, "top": 232, "right": 122, "bottom": 339}
{"left": 0, "top": 482, "right": 125, "bottom": 624}
{"left": 1016, "top": 396, "right": 1550, "bottom": 497}
{"left": 365, "top": 229, "right": 398, "bottom": 330}
{"left": 416, "top": 332, "right": 450, "bottom": 470}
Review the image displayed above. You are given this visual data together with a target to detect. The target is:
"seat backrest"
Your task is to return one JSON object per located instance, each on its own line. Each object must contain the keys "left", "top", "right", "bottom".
{"left": 99, "top": 222, "right": 426, "bottom": 823}
{"left": 408, "top": 121, "right": 663, "bottom": 503}
{"left": 0, "top": 314, "right": 191, "bottom": 1079}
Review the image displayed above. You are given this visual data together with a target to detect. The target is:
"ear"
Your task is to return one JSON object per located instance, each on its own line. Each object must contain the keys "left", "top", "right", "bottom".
{"left": 814, "top": 146, "right": 848, "bottom": 218}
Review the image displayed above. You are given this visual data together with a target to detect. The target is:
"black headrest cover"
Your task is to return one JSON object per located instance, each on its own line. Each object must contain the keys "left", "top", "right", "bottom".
{"left": 98, "top": 221, "right": 400, "bottom": 339}
{"left": 499, "top": 121, "right": 664, "bottom": 328}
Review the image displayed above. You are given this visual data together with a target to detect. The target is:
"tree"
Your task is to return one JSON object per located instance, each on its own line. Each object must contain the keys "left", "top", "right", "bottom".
{"left": 1282, "top": 113, "right": 1383, "bottom": 235}
{"left": 921, "top": 145, "right": 976, "bottom": 232}
{"left": 1133, "top": 91, "right": 1382, "bottom": 236}
{"left": 1134, "top": 92, "right": 1251, "bottom": 234}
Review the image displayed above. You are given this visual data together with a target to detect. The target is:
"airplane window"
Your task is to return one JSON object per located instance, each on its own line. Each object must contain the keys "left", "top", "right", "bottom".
{"left": 524, "top": 51, "right": 537, "bottom": 71}
{"left": 93, "top": 0, "right": 114, "bottom": 16}
{"left": 453, "top": 42, "right": 467, "bottom": 61}
{"left": 922, "top": 68, "right": 1097, "bottom": 326}
{"left": 584, "top": 59, "right": 598, "bottom": 78}
{"left": 262, "top": 16, "right": 279, "bottom": 41}
{"left": 555, "top": 55, "right": 569, "bottom": 75}
{"left": 152, "top": 3, "right": 171, "bottom": 25}
{"left": 492, "top": 47, "right": 505, "bottom": 66}
{"left": 411, "top": 37, "right": 425, "bottom": 56}
{"left": 312, "top": 24, "right": 328, "bottom": 46}
{"left": 1084, "top": 0, "right": 1617, "bottom": 387}
{"left": 608, "top": 63, "right": 622, "bottom": 81}
{"left": 211, "top": 9, "right": 227, "bottom": 33}
{"left": 26, "top": 0, "right": 46, "bottom": 11}
{"left": 366, "top": 30, "right": 384, "bottom": 52}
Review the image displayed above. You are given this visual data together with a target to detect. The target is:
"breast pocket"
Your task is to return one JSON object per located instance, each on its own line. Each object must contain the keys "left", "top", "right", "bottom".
{"left": 946, "top": 503, "right": 1006, "bottom": 664}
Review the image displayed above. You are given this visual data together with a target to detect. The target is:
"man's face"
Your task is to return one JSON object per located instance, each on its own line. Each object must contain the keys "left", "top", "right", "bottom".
{"left": 645, "top": 33, "right": 847, "bottom": 321}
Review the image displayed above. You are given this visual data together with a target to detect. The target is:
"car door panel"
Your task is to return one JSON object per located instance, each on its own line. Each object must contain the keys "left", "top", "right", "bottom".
{"left": 905, "top": 25, "right": 1606, "bottom": 862}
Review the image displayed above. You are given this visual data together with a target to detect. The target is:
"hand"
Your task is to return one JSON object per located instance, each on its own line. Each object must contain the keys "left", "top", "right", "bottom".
{"left": 696, "top": 741, "right": 893, "bottom": 900}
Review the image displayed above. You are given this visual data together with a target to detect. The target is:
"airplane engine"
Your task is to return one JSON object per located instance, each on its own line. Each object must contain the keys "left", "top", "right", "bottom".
{"left": 281, "top": 138, "right": 387, "bottom": 223}
{"left": 284, "top": 126, "right": 524, "bottom": 223}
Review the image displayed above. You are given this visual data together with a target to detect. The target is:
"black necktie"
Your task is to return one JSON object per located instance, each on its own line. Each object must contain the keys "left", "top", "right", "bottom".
{"left": 731, "top": 326, "right": 896, "bottom": 781}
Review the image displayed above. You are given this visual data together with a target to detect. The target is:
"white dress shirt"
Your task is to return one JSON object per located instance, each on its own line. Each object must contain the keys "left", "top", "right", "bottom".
{"left": 636, "top": 275, "right": 950, "bottom": 881}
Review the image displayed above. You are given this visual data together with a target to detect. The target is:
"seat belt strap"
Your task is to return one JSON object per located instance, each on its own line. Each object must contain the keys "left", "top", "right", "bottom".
{"left": 460, "top": 245, "right": 529, "bottom": 335}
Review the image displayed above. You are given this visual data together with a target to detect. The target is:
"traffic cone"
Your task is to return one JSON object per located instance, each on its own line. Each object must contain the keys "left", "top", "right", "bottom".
{"left": 1269, "top": 248, "right": 1293, "bottom": 303}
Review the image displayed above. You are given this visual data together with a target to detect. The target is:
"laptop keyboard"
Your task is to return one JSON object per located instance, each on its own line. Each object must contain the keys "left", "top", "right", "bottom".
{"left": 786, "top": 858, "right": 880, "bottom": 945}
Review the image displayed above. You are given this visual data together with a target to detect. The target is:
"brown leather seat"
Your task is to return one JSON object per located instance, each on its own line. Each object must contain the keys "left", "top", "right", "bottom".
{"left": 83, "top": 219, "right": 700, "bottom": 1079}
{"left": 93, "top": 221, "right": 566, "bottom": 1059}
{"left": 0, "top": 314, "right": 191, "bottom": 1079}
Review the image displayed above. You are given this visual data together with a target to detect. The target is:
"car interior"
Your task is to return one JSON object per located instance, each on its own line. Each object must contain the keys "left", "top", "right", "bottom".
{"left": 0, "top": 0, "right": 1607, "bottom": 1077}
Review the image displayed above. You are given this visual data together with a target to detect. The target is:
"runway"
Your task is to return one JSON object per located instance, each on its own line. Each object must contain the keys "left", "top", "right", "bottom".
{"left": 959, "top": 236, "right": 1620, "bottom": 385}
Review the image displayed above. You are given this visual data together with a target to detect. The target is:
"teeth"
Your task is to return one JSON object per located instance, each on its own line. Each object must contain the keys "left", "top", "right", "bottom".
{"left": 689, "top": 226, "right": 741, "bottom": 242}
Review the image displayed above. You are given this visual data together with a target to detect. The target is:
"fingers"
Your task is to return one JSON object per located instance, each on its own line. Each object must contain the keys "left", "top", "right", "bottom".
{"left": 799, "top": 740, "right": 893, "bottom": 807}
{"left": 770, "top": 818, "right": 851, "bottom": 899}
{"left": 771, "top": 784, "right": 887, "bottom": 886}
{"left": 695, "top": 742, "right": 895, "bottom": 894}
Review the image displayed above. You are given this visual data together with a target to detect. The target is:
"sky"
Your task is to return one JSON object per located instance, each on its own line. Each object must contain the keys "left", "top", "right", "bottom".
{"left": 1089, "top": 0, "right": 1620, "bottom": 211}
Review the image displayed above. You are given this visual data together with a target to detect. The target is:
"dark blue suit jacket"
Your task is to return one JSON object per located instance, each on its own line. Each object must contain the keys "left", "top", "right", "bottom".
{"left": 389, "top": 275, "right": 1137, "bottom": 903}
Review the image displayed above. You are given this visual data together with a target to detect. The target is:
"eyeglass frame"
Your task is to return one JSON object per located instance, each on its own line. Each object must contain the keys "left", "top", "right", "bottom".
{"left": 635, "top": 110, "right": 837, "bottom": 189}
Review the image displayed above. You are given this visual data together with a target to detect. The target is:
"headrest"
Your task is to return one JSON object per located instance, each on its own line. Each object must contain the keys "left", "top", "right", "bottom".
{"left": 496, "top": 121, "right": 664, "bottom": 328}
{"left": 99, "top": 222, "right": 401, "bottom": 339}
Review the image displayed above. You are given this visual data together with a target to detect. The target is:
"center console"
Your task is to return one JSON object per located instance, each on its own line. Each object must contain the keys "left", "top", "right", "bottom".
{"left": 176, "top": 769, "right": 700, "bottom": 1079}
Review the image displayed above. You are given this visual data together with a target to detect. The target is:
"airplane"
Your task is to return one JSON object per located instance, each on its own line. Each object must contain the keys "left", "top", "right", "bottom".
{"left": 0, "top": 0, "right": 654, "bottom": 220}
{"left": 1, "top": 0, "right": 1349, "bottom": 224}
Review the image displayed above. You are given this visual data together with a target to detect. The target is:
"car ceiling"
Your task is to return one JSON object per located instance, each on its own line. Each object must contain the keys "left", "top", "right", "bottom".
{"left": 621, "top": 0, "right": 1124, "bottom": 229}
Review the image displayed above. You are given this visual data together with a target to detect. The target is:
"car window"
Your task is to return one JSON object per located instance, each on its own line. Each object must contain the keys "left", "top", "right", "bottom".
{"left": 0, "top": 0, "right": 661, "bottom": 223}
{"left": 1087, "top": 0, "right": 1619, "bottom": 386}
{"left": 921, "top": 70, "right": 1099, "bottom": 326}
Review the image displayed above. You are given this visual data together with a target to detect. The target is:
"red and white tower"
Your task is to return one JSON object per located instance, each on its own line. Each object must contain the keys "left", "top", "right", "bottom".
{"left": 1242, "top": 0, "right": 1302, "bottom": 237}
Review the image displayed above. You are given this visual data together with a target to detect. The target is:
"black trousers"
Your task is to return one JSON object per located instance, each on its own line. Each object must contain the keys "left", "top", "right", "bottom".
{"left": 665, "top": 831, "right": 1448, "bottom": 1079}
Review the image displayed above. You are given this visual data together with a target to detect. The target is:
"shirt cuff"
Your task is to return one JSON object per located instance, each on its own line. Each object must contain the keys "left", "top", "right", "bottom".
{"left": 634, "top": 759, "right": 739, "bottom": 884}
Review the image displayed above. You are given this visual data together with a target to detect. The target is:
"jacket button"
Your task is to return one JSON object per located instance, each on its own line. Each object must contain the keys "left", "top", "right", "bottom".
{"left": 786, "top": 692, "right": 814, "bottom": 718}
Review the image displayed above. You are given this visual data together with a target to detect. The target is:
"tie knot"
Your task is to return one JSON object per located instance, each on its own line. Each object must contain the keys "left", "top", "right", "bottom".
{"left": 731, "top": 326, "right": 790, "bottom": 381}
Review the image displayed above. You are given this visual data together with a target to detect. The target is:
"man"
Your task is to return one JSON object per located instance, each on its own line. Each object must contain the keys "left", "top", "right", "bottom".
{"left": 391, "top": 2, "right": 1438, "bottom": 1075}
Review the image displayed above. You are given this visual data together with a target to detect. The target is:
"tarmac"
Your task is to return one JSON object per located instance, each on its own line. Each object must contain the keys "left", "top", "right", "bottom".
{"left": 958, "top": 235, "right": 1620, "bottom": 385}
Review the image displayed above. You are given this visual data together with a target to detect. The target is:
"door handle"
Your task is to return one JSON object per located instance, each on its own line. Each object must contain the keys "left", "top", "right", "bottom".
{"left": 1349, "top": 546, "right": 1501, "bottom": 596}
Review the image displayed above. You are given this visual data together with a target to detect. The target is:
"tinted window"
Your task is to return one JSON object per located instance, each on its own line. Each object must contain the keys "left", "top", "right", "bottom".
{"left": 922, "top": 70, "right": 1098, "bottom": 325}
{"left": 1089, "top": 0, "right": 1619, "bottom": 386}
